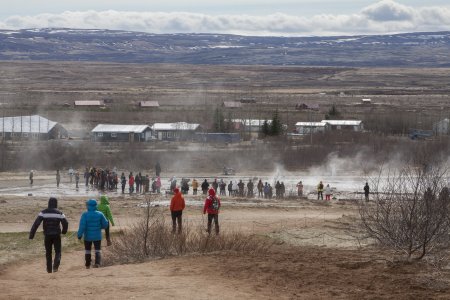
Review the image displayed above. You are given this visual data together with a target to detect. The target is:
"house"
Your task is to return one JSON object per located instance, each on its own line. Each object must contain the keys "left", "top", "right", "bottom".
{"left": 361, "top": 98, "right": 372, "bottom": 104}
{"left": 74, "top": 100, "right": 104, "bottom": 108}
{"left": 0, "top": 115, "right": 68, "bottom": 140}
{"left": 322, "top": 120, "right": 364, "bottom": 131}
{"left": 295, "top": 122, "right": 329, "bottom": 134}
{"left": 222, "top": 101, "right": 242, "bottom": 109}
{"left": 433, "top": 118, "right": 450, "bottom": 135}
{"left": 91, "top": 124, "right": 152, "bottom": 142}
{"left": 232, "top": 119, "right": 270, "bottom": 132}
{"left": 139, "top": 101, "right": 160, "bottom": 108}
{"left": 151, "top": 122, "right": 201, "bottom": 141}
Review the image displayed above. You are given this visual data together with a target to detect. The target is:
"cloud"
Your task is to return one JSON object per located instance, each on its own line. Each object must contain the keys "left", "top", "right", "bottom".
{"left": 0, "top": 1, "right": 449, "bottom": 36}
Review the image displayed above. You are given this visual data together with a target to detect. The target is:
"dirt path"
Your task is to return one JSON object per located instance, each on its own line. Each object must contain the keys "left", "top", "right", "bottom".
{"left": 0, "top": 250, "right": 274, "bottom": 300}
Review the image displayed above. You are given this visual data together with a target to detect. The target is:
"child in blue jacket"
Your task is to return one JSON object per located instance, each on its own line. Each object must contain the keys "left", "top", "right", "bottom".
{"left": 77, "top": 199, "right": 109, "bottom": 269}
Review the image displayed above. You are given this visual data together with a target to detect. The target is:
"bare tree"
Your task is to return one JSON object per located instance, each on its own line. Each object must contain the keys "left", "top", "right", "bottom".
{"left": 359, "top": 165, "right": 450, "bottom": 261}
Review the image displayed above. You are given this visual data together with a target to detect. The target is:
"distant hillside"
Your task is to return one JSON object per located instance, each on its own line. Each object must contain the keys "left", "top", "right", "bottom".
{"left": 1, "top": 28, "right": 450, "bottom": 67}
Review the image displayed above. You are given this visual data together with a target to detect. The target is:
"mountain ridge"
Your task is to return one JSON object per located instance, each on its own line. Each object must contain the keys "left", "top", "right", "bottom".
{"left": 1, "top": 28, "right": 450, "bottom": 67}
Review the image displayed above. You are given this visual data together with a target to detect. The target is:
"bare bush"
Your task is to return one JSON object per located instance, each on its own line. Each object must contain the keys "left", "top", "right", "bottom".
{"left": 359, "top": 165, "right": 450, "bottom": 261}
{"left": 103, "top": 198, "right": 273, "bottom": 266}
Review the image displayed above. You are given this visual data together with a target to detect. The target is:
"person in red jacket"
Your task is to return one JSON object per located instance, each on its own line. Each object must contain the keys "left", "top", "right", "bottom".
{"left": 170, "top": 188, "right": 185, "bottom": 234}
{"left": 203, "top": 188, "right": 221, "bottom": 235}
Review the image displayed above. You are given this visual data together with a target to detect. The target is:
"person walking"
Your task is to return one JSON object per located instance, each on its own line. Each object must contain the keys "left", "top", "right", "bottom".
{"left": 296, "top": 181, "right": 304, "bottom": 197}
{"left": 77, "top": 199, "right": 109, "bottom": 269}
{"left": 228, "top": 181, "right": 233, "bottom": 196}
{"left": 29, "top": 197, "right": 68, "bottom": 273}
{"left": 56, "top": 170, "right": 61, "bottom": 188}
{"left": 97, "top": 195, "right": 115, "bottom": 246}
{"left": 68, "top": 167, "right": 74, "bottom": 183}
{"left": 192, "top": 178, "right": 198, "bottom": 195}
{"left": 325, "top": 184, "right": 332, "bottom": 201}
{"left": 219, "top": 180, "right": 226, "bottom": 196}
{"left": 170, "top": 188, "right": 185, "bottom": 234}
{"left": 203, "top": 188, "right": 221, "bottom": 235}
{"left": 317, "top": 181, "right": 324, "bottom": 200}
{"left": 364, "top": 182, "right": 370, "bottom": 202}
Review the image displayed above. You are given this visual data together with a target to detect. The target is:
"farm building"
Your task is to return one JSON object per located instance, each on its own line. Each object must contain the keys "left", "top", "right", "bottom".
{"left": 91, "top": 124, "right": 152, "bottom": 142}
{"left": 222, "top": 101, "right": 242, "bottom": 109}
{"left": 74, "top": 100, "right": 104, "bottom": 108}
{"left": 433, "top": 118, "right": 450, "bottom": 135}
{"left": 0, "top": 115, "right": 68, "bottom": 140}
{"left": 151, "top": 122, "right": 201, "bottom": 141}
{"left": 139, "top": 101, "right": 160, "bottom": 108}
{"left": 322, "top": 120, "right": 364, "bottom": 131}
{"left": 232, "top": 119, "right": 271, "bottom": 132}
{"left": 295, "top": 122, "right": 329, "bottom": 134}
{"left": 361, "top": 98, "right": 372, "bottom": 104}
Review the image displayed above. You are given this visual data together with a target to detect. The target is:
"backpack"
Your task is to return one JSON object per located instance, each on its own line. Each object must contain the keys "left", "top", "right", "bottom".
{"left": 210, "top": 196, "right": 220, "bottom": 211}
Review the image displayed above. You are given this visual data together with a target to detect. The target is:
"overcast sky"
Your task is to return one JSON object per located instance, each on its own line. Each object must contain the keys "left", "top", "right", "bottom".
{"left": 1, "top": 0, "right": 449, "bottom": 36}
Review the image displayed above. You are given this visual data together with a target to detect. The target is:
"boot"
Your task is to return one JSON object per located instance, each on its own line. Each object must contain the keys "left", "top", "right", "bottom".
{"left": 94, "top": 252, "right": 101, "bottom": 267}
{"left": 85, "top": 254, "right": 91, "bottom": 269}
{"left": 107, "top": 238, "right": 112, "bottom": 246}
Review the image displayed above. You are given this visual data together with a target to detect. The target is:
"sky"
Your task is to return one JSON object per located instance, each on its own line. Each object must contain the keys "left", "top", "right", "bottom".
{"left": 0, "top": 0, "right": 449, "bottom": 36}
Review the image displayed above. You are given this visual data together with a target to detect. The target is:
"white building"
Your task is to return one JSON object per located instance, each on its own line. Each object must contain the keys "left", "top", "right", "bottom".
{"left": 151, "top": 122, "right": 201, "bottom": 140}
{"left": 322, "top": 120, "right": 364, "bottom": 131}
{"left": 295, "top": 122, "right": 329, "bottom": 134}
{"left": 91, "top": 124, "right": 152, "bottom": 142}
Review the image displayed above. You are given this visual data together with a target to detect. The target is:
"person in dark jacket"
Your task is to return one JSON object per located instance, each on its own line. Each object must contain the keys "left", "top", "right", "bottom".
{"left": 364, "top": 182, "right": 370, "bottom": 201}
{"left": 56, "top": 170, "right": 61, "bottom": 188}
{"left": 29, "top": 170, "right": 34, "bottom": 185}
{"left": 77, "top": 199, "right": 109, "bottom": 269}
{"left": 201, "top": 179, "right": 209, "bottom": 195}
{"left": 29, "top": 197, "right": 68, "bottom": 273}
{"left": 120, "top": 172, "right": 126, "bottom": 194}
{"left": 155, "top": 162, "right": 161, "bottom": 177}
{"left": 84, "top": 167, "right": 90, "bottom": 187}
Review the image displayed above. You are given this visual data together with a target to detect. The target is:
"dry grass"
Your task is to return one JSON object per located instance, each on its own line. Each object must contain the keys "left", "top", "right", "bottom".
{"left": 103, "top": 207, "right": 273, "bottom": 266}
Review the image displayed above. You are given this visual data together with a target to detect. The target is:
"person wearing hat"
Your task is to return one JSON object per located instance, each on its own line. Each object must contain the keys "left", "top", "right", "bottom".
{"left": 77, "top": 199, "right": 109, "bottom": 269}
{"left": 203, "top": 188, "right": 221, "bottom": 235}
{"left": 170, "top": 188, "right": 185, "bottom": 234}
{"left": 29, "top": 197, "right": 68, "bottom": 273}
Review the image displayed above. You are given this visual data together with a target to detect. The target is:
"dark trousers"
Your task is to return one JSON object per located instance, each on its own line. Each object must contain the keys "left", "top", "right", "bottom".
{"left": 105, "top": 224, "right": 111, "bottom": 241}
{"left": 84, "top": 240, "right": 102, "bottom": 267}
{"left": 171, "top": 210, "right": 183, "bottom": 234}
{"left": 44, "top": 235, "right": 61, "bottom": 273}
{"left": 207, "top": 214, "right": 219, "bottom": 234}
{"left": 318, "top": 191, "right": 323, "bottom": 200}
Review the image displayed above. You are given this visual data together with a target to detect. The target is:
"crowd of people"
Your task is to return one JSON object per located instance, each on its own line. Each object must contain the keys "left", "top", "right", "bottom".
{"left": 29, "top": 165, "right": 371, "bottom": 202}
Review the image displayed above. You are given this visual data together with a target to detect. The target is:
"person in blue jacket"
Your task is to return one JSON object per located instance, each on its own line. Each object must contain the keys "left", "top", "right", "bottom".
{"left": 77, "top": 199, "right": 109, "bottom": 269}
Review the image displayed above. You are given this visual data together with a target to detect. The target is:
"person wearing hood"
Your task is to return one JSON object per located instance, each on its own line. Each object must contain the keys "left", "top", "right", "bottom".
{"left": 201, "top": 179, "right": 209, "bottom": 195}
{"left": 170, "top": 188, "right": 185, "bottom": 234}
{"left": 77, "top": 199, "right": 109, "bottom": 269}
{"left": 29, "top": 197, "right": 68, "bottom": 273}
{"left": 325, "top": 184, "right": 332, "bottom": 201}
{"left": 97, "top": 195, "right": 115, "bottom": 246}
{"left": 203, "top": 189, "right": 221, "bottom": 235}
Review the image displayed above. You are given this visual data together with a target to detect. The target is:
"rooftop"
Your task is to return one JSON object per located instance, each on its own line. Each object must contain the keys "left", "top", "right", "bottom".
{"left": 92, "top": 124, "right": 150, "bottom": 133}
{"left": 0, "top": 115, "right": 57, "bottom": 133}
{"left": 139, "top": 101, "right": 160, "bottom": 107}
{"left": 74, "top": 100, "right": 104, "bottom": 106}
{"left": 295, "top": 122, "right": 327, "bottom": 127}
{"left": 152, "top": 122, "right": 200, "bottom": 131}
{"left": 322, "top": 120, "right": 362, "bottom": 126}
